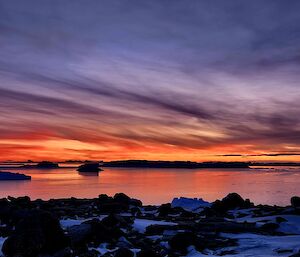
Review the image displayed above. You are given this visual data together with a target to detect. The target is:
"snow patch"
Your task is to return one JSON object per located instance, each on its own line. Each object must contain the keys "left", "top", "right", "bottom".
{"left": 60, "top": 215, "right": 107, "bottom": 228}
{"left": 133, "top": 219, "right": 177, "bottom": 233}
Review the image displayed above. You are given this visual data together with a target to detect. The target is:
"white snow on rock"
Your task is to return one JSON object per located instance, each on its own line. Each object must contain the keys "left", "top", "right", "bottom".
{"left": 60, "top": 215, "right": 107, "bottom": 228}
{"left": 171, "top": 197, "right": 211, "bottom": 212}
{"left": 133, "top": 219, "right": 177, "bottom": 233}
{"left": 60, "top": 218, "right": 88, "bottom": 228}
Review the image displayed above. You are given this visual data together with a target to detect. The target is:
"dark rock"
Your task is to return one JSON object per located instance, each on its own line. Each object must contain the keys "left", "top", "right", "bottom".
{"left": 78, "top": 249, "right": 100, "bottom": 257}
{"left": 98, "top": 194, "right": 112, "bottom": 203}
{"left": 136, "top": 249, "right": 160, "bottom": 257}
{"left": 2, "top": 210, "right": 68, "bottom": 257}
{"left": 77, "top": 163, "right": 102, "bottom": 173}
{"left": 291, "top": 196, "right": 300, "bottom": 208}
{"left": 114, "top": 193, "right": 142, "bottom": 207}
{"left": 82, "top": 218, "right": 123, "bottom": 245}
{"left": 114, "top": 193, "right": 131, "bottom": 203}
{"left": 40, "top": 247, "right": 73, "bottom": 257}
{"left": 157, "top": 203, "right": 184, "bottom": 216}
{"left": 210, "top": 193, "right": 253, "bottom": 214}
{"left": 67, "top": 223, "right": 93, "bottom": 245}
{"left": 169, "top": 232, "right": 197, "bottom": 253}
{"left": 101, "top": 213, "right": 133, "bottom": 228}
{"left": 260, "top": 222, "right": 279, "bottom": 233}
{"left": 114, "top": 248, "right": 134, "bottom": 257}
{"left": 276, "top": 216, "right": 287, "bottom": 223}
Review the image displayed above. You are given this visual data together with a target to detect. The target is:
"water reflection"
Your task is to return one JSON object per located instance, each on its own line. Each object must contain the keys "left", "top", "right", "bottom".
{"left": 0, "top": 167, "right": 299, "bottom": 205}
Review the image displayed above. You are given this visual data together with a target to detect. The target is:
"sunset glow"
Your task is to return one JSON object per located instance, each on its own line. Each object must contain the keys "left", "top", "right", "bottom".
{"left": 1, "top": 1, "right": 300, "bottom": 162}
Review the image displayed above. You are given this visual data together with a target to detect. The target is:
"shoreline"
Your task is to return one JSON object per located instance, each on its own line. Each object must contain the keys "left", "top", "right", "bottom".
{"left": 0, "top": 193, "right": 300, "bottom": 257}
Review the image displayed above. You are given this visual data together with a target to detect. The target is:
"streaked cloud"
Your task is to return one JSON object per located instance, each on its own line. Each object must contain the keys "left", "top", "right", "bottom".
{"left": 0, "top": 0, "right": 300, "bottom": 161}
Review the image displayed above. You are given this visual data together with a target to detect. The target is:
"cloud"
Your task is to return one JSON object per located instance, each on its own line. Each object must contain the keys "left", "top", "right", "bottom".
{"left": 0, "top": 0, "right": 300, "bottom": 160}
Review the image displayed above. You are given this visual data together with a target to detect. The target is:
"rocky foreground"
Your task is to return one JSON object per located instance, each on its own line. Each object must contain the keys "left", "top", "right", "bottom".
{"left": 0, "top": 194, "right": 300, "bottom": 257}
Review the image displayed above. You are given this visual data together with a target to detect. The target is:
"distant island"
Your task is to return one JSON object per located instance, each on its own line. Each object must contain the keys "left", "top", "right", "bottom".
{"left": 0, "top": 171, "right": 31, "bottom": 180}
{"left": 102, "top": 160, "right": 250, "bottom": 169}
{"left": 21, "top": 161, "right": 59, "bottom": 169}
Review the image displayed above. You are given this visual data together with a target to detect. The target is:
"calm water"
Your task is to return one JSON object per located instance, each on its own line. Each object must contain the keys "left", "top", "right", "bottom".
{"left": 0, "top": 166, "right": 300, "bottom": 205}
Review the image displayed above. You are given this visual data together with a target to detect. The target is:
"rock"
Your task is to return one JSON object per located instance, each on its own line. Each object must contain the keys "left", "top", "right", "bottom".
{"left": 77, "top": 163, "right": 102, "bottom": 173}
{"left": 260, "top": 222, "right": 279, "bottom": 233}
{"left": 67, "top": 223, "right": 93, "bottom": 245}
{"left": 2, "top": 210, "right": 68, "bottom": 257}
{"left": 114, "top": 193, "right": 131, "bottom": 203}
{"left": 169, "top": 232, "right": 197, "bottom": 253}
{"left": 291, "top": 196, "right": 300, "bottom": 208}
{"left": 82, "top": 218, "right": 123, "bottom": 245}
{"left": 101, "top": 213, "right": 133, "bottom": 228}
{"left": 77, "top": 249, "right": 99, "bottom": 257}
{"left": 157, "top": 203, "right": 183, "bottom": 216}
{"left": 276, "top": 216, "right": 287, "bottom": 223}
{"left": 210, "top": 193, "right": 253, "bottom": 214}
{"left": 114, "top": 193, "right": 142, "bottom": 207}
{"left": 114, "top": 247, "right": 134, "bottom": 257}
{"left": 40, "top": 247, "right": 73, "bottom": 257}
{"left": 136, "top": 249, "right": 160, "bottom": 257}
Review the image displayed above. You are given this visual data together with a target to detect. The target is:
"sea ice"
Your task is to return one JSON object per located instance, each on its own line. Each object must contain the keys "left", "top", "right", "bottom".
{"left": 171, "top": 197, "right": 211, "bottom": 212}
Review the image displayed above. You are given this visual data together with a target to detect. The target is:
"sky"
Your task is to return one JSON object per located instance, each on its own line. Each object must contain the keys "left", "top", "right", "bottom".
{"left": 1, "top": 0, "right": 300, "bottom": 162}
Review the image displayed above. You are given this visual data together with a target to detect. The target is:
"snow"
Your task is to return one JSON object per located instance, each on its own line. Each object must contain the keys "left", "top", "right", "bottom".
{"left": 60, "top": 218, "right": 88, "bottom": 228}
{"left": 183, "top": 233, "right": 300, "bottom": 257}
{"left": 219, "top": 233, "right": 300, "bottom": 257}
{"left": 60, "top": 215, "right": 107, "bottom": 228}
{"left": 133, "top": 218, "right": 177, "bottom": 233}
{"left": 171, "top": 197, "right": 211, "bottom": 212}
{"left": 233, "top": 214, "right": 300, "bottom": 234}
{"left": 0, "top": 237, "right": 6, "bottom": 257}
{"left": 279, "top": 215, "right": 300, "bottom": 234}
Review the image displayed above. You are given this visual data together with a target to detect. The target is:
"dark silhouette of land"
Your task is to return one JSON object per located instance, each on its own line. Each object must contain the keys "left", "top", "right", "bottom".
{"left": 0, "top": 171, "right": 31, "bottom": 180}
{"left": 103, "top": 160, "right": 250, "bottom": 168}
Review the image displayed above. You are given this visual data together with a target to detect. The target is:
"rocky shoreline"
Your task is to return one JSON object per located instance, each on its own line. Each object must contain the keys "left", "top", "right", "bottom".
{"left": 0, "top": 193, "right": 300, "bottom": 257}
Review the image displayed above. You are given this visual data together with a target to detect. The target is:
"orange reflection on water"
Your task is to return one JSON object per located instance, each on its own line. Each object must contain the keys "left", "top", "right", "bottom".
{"left": 0, "top": 167, "right": 300, "bottom": 205}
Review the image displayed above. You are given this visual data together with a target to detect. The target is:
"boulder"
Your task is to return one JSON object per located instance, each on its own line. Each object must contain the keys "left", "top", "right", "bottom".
{"left": 77, "top": 163, "right": 102, "bottom": 173}
{"left": 2, "top": 210, "right": 68, "bottom": 257}
{"left": 67, "top": 223, "right": 93, "bottom": 246}
{"left": 114, "top": 193, "right": 142, "bottom": 207}
{"left": 291, "top": 196, "right": 300, "bottom": 208}
{"left": 136, "top": 249, "right": 160, "bottom": 257}
{"left": 169, "top": 232, "right": 197, "bottom": 253}
{"left": 210, "top": 193, "right": 253, "bottom": 214}
{"left": 114, "top": 247, "right": 134, "bottom": 257}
